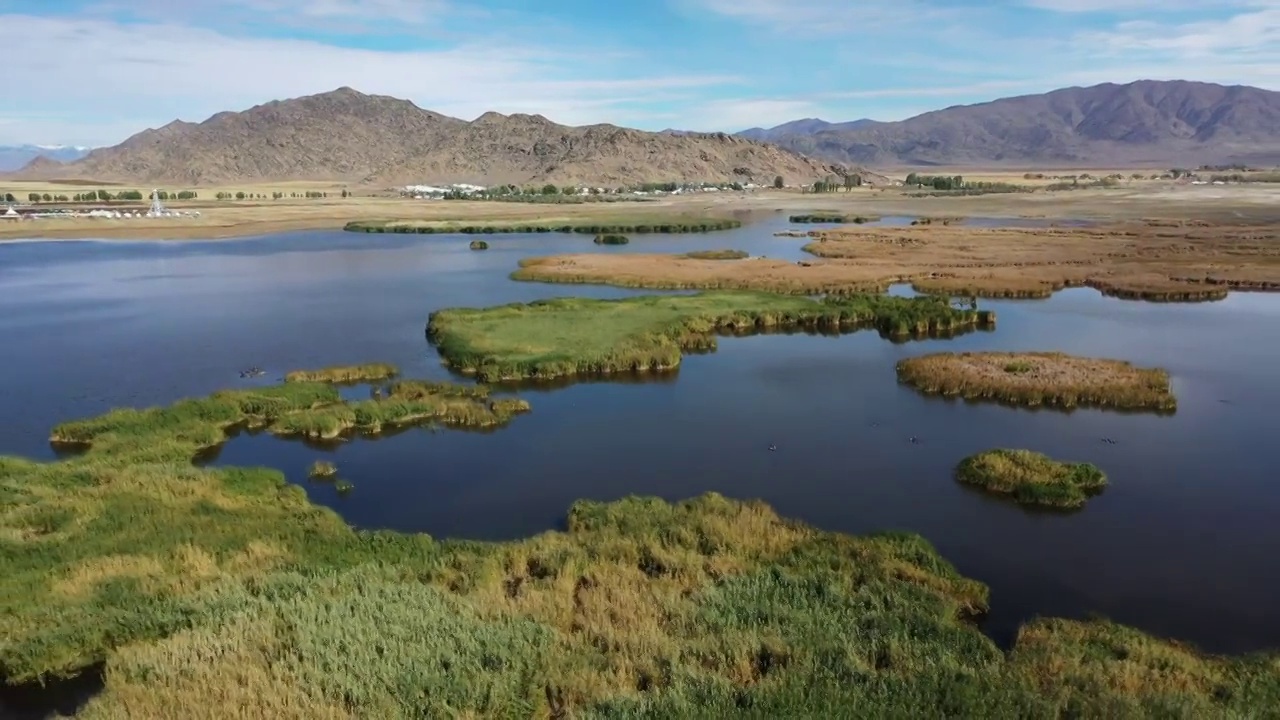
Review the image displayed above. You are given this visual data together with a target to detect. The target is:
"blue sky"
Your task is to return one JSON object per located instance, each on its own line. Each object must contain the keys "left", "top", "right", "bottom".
{"left": 1, "top": 0, "right": 1278, "bottom": 146}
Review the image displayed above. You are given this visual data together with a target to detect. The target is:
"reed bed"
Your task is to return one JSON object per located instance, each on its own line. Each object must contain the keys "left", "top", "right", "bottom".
{"left": 426, "top": 292, "right": 994, "bottom": 382}
{"left": 682, "top": 249, "right": 749, "bottom": 260}
{"left": 594, "top": 233, "right": 629, "bottom": 245}
{"left": 2, "top": 370, "right": 1275, "bottom": 715}
{"left": 344, "top": 217, "right": 742, "bottom": 234}
{"left": 896, "top": 351, "right": 1176, "bottom": 412}
{"left": 789, "top": 214, "right": 879, "bottom": 224}
{"left": 510, "top": 222, "right": 1280, "bottom": 302}
{"left": 4, "top": 433, "right": 1275, "bottom": 720}
{"left": 955, "top": 449, "right": 1107, "bottom": 509}
{"left": 283, "top": 363, "right": 399, "bottom": 384}
{"left": 307, "top": 460, "right": 337, "bottom": 479}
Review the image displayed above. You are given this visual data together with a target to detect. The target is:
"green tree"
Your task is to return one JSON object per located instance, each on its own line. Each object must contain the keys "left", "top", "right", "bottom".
{"left": 773, "top": 175, "right": 784, "bottom": 189}
{"left": 235, "top": 192, "right": 246, "bottom": 200}
{"left": 541, "top": 183, "right": 558, "bottom": 196}
{"left": 28, "top": 193, "right": 41, "bottom": 202}
{"left": 4, "top": 192, "right": 16, "bottom": 203}
{"left": 96, "top": 189, "right": 111, "bottom": 201}
{"left": 41, "top": 193, "right": 53, "bottom": 202}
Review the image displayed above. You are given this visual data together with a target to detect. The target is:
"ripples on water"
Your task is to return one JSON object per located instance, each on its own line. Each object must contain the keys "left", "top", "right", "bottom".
{"left": 2, "top": 215, "right": 1278, "bottom": 656}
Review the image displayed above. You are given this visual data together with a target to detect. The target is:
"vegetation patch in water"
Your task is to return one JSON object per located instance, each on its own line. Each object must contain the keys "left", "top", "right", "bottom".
{"left": 896, "top": 351, "right": 1176, "bottom": 412}
{"left": 344, "top": 217, "right": 742, "bottom": 234}
{"left": 307, "top": 460, "right": 337, "bottom": 479}
{"left": 283, "top": 363, "right": 399, "bottom": 384}
{"left": 426, "top": 291, "right": 995, "bottom": 382}
{"left": 4, "top": 404, "right": 1279, "bottom": 719}
{"left": 594, "top": 233, "right": 629, "bottom": 245}
{"left": 956, "top": 449, "right": 1107, "bottom": 509}
{"left": 682, "top": 249, "right": 749, "bottom": 260}
{"left": 789, "top": 213, "right": 879, "bottom": 224}
{"left": 468, "top": 240, "right": 489, "bottom": 250}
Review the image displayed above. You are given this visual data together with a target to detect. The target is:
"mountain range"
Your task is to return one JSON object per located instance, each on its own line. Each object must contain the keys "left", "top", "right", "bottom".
{"left": 0, "top": 145, "right": 92, "bottom": 172}
{"left": 8, "top": 88, "right": 849, "bottom": 187}
{"left": 736, "top": 80, "right": 1280, "bottom": 167}
{"left": 8, "top": 80, "right": 1279, "bottom": 185}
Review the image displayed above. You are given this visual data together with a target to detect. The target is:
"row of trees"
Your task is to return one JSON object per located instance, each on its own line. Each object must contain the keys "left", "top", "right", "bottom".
{"left": 427, "top": 181, "right": 750, "bottom": 200}
{"left": 7, "top": 189, "right": 201, "bottom": 203}
{"left": 904, "top": 174, "right": 1022, "bottom": 192}
{"left": 808, "top": 174, "right": 862, "bottom": 193}
{"left": 1, "top": 188, "right": 353, "bottom": 204}
{"left": 214, "top": 190, "right": 351, "bottom": 200}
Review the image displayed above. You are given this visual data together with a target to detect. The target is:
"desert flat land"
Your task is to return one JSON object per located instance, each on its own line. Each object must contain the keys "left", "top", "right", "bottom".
{"left": 2, "top": 179, "right": 1279, "bottom": 242}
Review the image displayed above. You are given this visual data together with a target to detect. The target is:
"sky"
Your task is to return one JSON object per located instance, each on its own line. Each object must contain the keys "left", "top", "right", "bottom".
{"left": 1, "top": 0, "right": 1278, "bottom": 147}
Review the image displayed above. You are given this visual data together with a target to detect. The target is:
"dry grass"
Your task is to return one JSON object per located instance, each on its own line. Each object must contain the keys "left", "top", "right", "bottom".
{"left": 895, "top": 351, "right": 1176, "bottom": 412}
{"left": 514, "top": 221, "right": 1280, "bottom": 301}
{"left": 4, "top": 181, "right": 1279, "bottom": 241}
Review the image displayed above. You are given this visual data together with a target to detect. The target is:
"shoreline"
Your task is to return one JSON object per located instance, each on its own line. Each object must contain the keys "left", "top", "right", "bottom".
{"left": 4, "top": 184, "right": 1279, "bottom": 243}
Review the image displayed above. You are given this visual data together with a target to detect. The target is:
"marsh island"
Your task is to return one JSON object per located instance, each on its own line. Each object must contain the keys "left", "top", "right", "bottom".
{"left": 895, "top": 351, "right": 1176, "bottom": 412}
{"left": 509, "top": 222, "right": 1280, "bottom": 300}
{"left": 344, "top": 216, "right": 742, "bottom": 234}
{"left": 955, "top": 449, "right": 1108, "bottom": 509}
{"left": 426, "top": 291, "right": 995, "bottom": 382}
{"left": 3, "top": 386, "right": 1277, "bottom": 716}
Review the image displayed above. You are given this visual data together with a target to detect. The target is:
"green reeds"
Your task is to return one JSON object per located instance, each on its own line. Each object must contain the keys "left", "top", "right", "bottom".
{"left": 283, "top": 363, "right": 399, "bottom": 384}
{"left": 593, "top": 233, "right": 629, "bottom": 245}
{"left": 468, "top": 240, "right": 489, "bottom": 250}
{"left": 789, "top": 214, "right": 879, "bottom": 223}
{"left": 955, "top": 449, "right": 1107, "bottom": 509}
{"left": 426, "top": 291, "right": 996, "bottom": 382}
{"left": 343, "top": 217, "right": 742, "bottom": 234}
{"left": 682, "top": 249, "right": 749, "bottom": 260}
{"left": 896, "top": 351, "right": 1176, "bottom": 412}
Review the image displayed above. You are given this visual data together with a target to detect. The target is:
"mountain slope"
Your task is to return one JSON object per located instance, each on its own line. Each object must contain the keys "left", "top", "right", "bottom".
{"left": 741, "top": 81, "right": 1280, "bottom": 166}
{"left": 15, "top": 88, "right": 853, "bottom": 186}
{"left": 0, "top": 145, "right": 91, "bottom": 172}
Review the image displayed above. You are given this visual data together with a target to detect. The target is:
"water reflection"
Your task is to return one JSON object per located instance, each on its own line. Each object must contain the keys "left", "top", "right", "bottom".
{"left": 2, "top": 217, "right": 1280, "bottom": 658}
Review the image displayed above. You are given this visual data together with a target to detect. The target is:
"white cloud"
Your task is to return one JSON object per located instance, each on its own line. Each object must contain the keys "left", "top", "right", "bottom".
{"left": 679, "top": 0, "right": 968, "bottom": 34}
{"left": 0, "top": 14, "right": 739, "bottom": 146}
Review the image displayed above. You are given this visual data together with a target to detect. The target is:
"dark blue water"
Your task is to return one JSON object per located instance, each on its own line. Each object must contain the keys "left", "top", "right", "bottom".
{"left": 2, "top": 214, "right": 1279, "bottom": 657}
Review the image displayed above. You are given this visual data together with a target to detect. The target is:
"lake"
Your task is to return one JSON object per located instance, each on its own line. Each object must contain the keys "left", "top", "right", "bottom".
{"left": 2, "top": 213, "right": 1278, "bottom": 658}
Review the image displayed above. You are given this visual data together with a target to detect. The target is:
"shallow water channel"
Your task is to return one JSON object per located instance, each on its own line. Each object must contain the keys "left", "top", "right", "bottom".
{"left": 2, "top": 213, "right": 1279, "bottom": 662}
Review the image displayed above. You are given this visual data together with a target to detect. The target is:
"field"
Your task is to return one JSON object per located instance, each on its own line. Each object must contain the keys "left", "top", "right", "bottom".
{"left": 3, "top": 179, "right": 1279, "bottom": 241}
{"left": 3, "top": 378, "right": 1279, "bottom": 716}
{"left": 895, "top": 352, "right": 1177, "bottom": 412}
{"left": 955, "top": 449, "right": 1108, "bottom": 509}
{"left": 513, "top": 220, "right": 1280, "bottom": 301}
{"left": 425, "top": 292, "right": 994, "bottom": 381}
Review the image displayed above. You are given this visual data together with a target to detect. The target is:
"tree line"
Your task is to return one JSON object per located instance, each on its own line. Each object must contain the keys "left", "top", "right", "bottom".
{"left": 806, "top": 174, "right": 862, "bottom": 193}
{"left": 6, "top": 189, "right": 201, "bottom": 203}
{"left": 904, "top": 174, "right": 1022, "bottom": 192}
{"left": 215, "top": 190, "right": 350, "bottom": 200}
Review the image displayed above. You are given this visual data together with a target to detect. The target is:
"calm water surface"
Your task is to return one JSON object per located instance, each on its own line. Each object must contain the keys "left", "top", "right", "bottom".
{"left": 2, "top": 214, "right": 1278, "bottom": 657}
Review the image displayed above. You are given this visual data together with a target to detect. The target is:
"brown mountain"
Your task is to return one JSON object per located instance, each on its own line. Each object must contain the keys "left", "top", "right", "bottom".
{"left": 13, "top": 87, "right": 854, "bottom": 186}
{"left": 741, "top": 80, "right": 1280, "bottom": 167}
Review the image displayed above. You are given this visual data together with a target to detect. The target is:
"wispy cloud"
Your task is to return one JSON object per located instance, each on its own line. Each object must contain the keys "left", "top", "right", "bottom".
{"left": 4, "top": 1, "right": 1279, "bottom": 145}
{"left": 0, "top": 14, "right": 737, "bottom": 145}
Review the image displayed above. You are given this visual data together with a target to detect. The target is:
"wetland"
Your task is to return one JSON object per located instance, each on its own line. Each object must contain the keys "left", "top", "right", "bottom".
{"left": 2, "top": 210, "right": 1280, "bottom": 715}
